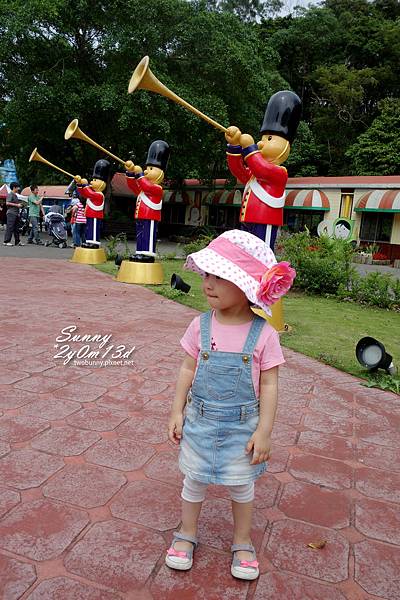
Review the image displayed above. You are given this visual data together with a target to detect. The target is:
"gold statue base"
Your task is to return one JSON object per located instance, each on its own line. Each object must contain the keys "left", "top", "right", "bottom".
{"left": 115, "top": 260, "right": 164, "bottom": 284}
{"left": 71, "top": 247, "right": 107, "bottom": 264}
{"left": 252, "top": 299, "right": 290, "bottom": 333}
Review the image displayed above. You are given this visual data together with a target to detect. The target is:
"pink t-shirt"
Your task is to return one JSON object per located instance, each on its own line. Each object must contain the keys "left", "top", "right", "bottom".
{"left": 180, "top": 311, "right": 285, "bottom": 398}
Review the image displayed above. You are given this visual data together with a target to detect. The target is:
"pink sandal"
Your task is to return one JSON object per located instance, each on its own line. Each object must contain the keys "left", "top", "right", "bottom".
{"left": 231, "top": 543, "right": 259, "bottom": 580}
{"left": 165, "top": 531, "right": 198, "bottom": 571}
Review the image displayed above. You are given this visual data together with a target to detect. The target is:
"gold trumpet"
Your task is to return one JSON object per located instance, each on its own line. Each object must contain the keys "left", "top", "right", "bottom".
{"left": 64, "top": 119, "right": 126, "bottom": 166}
{"left": 128, "top": 56, "right": 228, "bottom": 134}
{"left": 29, "top": 148, "right": 76, "bottom": 179}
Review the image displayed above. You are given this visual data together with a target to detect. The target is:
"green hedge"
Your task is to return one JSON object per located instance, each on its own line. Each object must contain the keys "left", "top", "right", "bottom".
{"left": 281, "top": 231, "right": 354, "bottom": 295}
{"left": 281, "top": 231, "right": 399, "bottom": 311}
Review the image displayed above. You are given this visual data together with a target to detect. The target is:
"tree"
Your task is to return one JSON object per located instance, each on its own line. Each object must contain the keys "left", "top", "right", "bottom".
{"left": 0, "top": 0, "right": 285, "bottom": 186}
{"left": 345, "top": 98, "right": 400, "bottom": 175}
{"left": 213, "top": 0, "right": 283, "bottom": 21}
{"left": 263, "top": 1, "right": 400, "bottom": 174}
{"left": 285, "top": 121, "right": 321, "bottom": 177}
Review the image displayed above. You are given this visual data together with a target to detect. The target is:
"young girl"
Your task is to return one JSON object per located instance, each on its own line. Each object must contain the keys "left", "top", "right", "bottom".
{"left": 166, "top": 229, "right": 295, "bottom": 580}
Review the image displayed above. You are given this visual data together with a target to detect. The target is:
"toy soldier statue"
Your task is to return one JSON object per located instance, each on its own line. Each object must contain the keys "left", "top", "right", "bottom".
{"left": 125, "top": 140, "right": 170, "bottom": 262}
{"left": 225, "top": 91, "right": 301, "bottom": 250}
{"left": 75, "top": 159, "right": 110, "bottom": 248}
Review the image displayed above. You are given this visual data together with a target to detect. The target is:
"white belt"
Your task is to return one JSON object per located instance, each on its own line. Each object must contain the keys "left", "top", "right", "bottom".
{"left": 138, "top": 191, "right": 162, "bottom": 211}
{"left": 244, "top": 177, "right": 285, "bottom": 208}
{"left": 86, "top": 198, "right": 104, "bottom": 212}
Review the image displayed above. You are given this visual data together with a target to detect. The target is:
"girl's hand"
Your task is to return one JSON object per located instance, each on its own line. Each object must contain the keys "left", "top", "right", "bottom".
{"left": 168, "top": 412, "right": 184, "bottom": 445}
{"left": 246, "top": 429, "right": 271, "bottom": 465}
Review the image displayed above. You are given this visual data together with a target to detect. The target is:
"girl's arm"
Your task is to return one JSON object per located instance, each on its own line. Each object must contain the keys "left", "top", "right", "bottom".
{"left": 246, "top": 366, "right": 279, "bottom": 464}
{"left": 168, "top": 353, "right": 197, "bottom": 445}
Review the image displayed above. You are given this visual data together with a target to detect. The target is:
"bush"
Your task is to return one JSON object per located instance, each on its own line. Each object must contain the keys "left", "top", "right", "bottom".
{"left": 183, "top": 233, "right": 215, "bottom": 257}
{"left": 281, "top": 230, "right": 355, "bottom": 295}
{"left": 339, "top": 271, "right": 400, "bottom": 310}
{"left": 104, "top": 233, "right": 130, "bottom": 260}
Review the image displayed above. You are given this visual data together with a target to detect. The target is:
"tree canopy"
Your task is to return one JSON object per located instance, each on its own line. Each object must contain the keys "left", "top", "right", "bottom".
{"left": 0, "top": 0, "right": 399, "bottom": 185}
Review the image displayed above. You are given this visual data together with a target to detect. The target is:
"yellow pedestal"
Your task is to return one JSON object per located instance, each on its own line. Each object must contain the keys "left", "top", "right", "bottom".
{"left": 70, "top": 247, "right": 107, "bottom": 264}
{"left": 252, "top": 299, "right": 290, "bottom": 333}
{"left": 115, "top": 260, "right": 164, "bottom": 284}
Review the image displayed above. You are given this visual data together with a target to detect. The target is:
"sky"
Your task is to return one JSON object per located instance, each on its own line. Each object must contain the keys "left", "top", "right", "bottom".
{"left": 279, "top": 0, "right": 320, "bottom": 14}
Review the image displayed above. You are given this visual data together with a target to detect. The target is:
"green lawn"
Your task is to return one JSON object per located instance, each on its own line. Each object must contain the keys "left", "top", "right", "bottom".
{"left": 95, "top": 259, "right": 400, "bottom": 385}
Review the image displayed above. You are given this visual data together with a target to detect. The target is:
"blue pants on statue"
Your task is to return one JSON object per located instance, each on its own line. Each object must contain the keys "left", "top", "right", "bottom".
{"left": 240, "top": 222, "right": 278, "bottom": 251}
{"left": 85, "top": 218, "right": 101, "bottom": 246}
{"left": 136, "top": 219, "right": 157, "bottom": 257}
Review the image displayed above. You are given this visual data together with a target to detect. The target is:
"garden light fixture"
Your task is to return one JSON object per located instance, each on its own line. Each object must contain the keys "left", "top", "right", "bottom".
{"left": 356, "top": 337, "right": 396, "bottom": 375}
{"left": 171, "top": 273, "right": 191, "bottom": 293}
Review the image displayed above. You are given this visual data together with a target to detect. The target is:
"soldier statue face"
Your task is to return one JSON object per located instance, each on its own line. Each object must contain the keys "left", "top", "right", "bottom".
{"left": 257, "top": 134, "right": 290, "bottom": 165}
{"left": 90, "top": 178, "right": 106, "bottom": 192}
{"left": 144, "top": 165, "right": 164, "bottom": 184}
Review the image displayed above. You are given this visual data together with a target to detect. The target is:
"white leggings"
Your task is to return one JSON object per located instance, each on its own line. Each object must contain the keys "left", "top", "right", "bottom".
{"left": 181, "top": 475, "right": 254, "bottom": 504}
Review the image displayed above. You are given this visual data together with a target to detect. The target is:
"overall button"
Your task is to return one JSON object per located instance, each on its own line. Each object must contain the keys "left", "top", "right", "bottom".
{"left": 202, "top": 352, "right": 209, "bottom": 360}
{"left": 242, "top": 355, "right": 250, "bottom": 363}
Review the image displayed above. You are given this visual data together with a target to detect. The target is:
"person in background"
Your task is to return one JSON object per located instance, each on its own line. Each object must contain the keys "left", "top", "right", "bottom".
{"left": 72, "top": 197, "right": 86, "bottom": 247}
{"left": 65, "top": 198, "right": 79, "bottom": 247}
{"left": 27, "top": 185, "right": 44, "bottom": 245}
{"left": 3, "top": 182, "right": 24, "bottom": 246}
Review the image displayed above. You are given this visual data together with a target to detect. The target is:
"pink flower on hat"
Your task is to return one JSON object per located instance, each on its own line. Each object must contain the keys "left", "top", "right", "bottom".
{"left": 256, "top": 261, "right": 296, "bottom": 306}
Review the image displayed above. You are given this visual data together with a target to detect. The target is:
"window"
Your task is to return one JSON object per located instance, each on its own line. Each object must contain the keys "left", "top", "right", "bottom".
{"left": 284, "top": 210, "right": 325, "bottom": 236}
{"left": 340, "top": 190, "right": 354, "bottom": 218}
{"left": 162, "top": 204, "right": 186, "bottom": 224}
{"left": 208, "top": 206, "right": 239, "bottom": 229}
{"left": 359, "top": 213, "right": 393, "bottom": 242}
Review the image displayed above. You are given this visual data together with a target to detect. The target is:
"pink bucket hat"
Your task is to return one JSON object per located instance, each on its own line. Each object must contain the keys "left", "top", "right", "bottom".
{"left": 184, "top": 229, "right": 296, "bottom": 316}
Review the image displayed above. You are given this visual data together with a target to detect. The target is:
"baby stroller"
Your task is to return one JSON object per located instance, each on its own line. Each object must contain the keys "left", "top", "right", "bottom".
{"left": 44, "top": 211, "right": 68, "bottom": 248}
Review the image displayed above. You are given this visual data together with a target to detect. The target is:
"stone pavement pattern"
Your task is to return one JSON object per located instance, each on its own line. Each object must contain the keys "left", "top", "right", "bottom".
{"left": 0, "top": 257, "right": 399, "bottom": 600}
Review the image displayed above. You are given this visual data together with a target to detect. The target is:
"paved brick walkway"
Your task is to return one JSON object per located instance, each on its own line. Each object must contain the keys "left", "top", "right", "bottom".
{"left": 0, "top": 257, "right": 399, "bottom": 600}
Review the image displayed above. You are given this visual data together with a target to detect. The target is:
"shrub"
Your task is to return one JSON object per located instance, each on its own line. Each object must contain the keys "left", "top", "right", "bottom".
{"left": 365, "top": 243, "right": 380, "bottom": 255}
{"left": 281, "top": 230, "right": 355, "bottom": 295}
{"left": 338, "top": 270, "right": 400, "bottom": 310}
{"left": 104, "top": 233, "right": 130, "bottom": 260}
{"left": 183, "top": 233, "right": 215, "bottom": 257}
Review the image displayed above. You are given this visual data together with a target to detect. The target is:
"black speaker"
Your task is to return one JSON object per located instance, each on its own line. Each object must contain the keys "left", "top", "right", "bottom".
{"left": 115, "top": 254, "right": 123, "bottom": 267}
{"left": 356, "top": 337, "right": 395, "bottom": 374}
{"left": 171, "top": 273, "right": 191, "bottom": 293}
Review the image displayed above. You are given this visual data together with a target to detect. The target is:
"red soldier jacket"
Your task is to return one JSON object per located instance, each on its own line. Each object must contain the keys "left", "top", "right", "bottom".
{"left": 78, "top": 185, "right": 105, "bottom": 220}
{"left": 126, "top": 173, "right": 163, "bottom": 222}
{"left": 227, "top": 145, "right": 287, "bottom": 226}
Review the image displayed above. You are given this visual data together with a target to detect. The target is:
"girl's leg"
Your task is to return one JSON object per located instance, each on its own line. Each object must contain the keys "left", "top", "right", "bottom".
{"left": 230, "top": 482, "right": 255, "bottom": 561}
{"left": 173, "top": 476, "right": 206, "bottom": 553}
{"left": 73, "top": 223, "right": 80, "bottom": 246}
{"left": 232, "top": 500, "right": 254, "bottom": 560}
{"left": 173, "top": 499, "right": 203, "bottom": 553}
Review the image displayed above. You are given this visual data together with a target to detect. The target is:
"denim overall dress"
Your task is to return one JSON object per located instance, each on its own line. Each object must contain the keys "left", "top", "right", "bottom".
{"left": 179, "top": 311, "right": 267, "bottom": 485}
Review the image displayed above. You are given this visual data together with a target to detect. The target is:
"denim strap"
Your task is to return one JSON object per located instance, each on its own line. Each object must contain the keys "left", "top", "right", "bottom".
{"left": 200, "top": 310, "right": 212, "bottom": 351}
{"left": 242, "top": 316, "right": 265, "bottom": 354}
{"left": 200, "top": 311, "right": 265, "bottom": 354}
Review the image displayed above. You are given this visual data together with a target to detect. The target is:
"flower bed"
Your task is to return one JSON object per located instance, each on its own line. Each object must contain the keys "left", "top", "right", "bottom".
{"left": 353, "top": 253, "right": 372, "bottom": 264}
